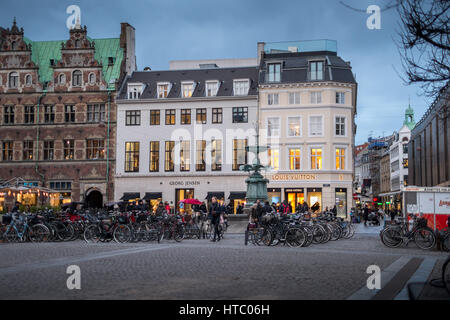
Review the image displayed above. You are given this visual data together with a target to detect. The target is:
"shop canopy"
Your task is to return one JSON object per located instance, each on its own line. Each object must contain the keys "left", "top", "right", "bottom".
{"left": 142, "top": 192, "right": 162, "bottom": 200}
{"left": 228, "top": 192, "right": 246, "bottom": 200}
{"left": 120, "top": 193, "right": 140, "bottom": 201}
{"left": 205, "top": 192, "right": 225, "bottom": 200}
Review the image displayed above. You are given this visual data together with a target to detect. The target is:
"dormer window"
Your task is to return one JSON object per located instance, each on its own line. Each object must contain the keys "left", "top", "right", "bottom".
{"left": 205, "top": 81, "right": 219, "bottom": 97}
{"left": 108, "top": 57, "right": 115, "bottom": 65}
{"left": 233, "top": 79, "right": 250, "bottom": 96}
{"left": 72, "top": 70, "right": 82, "bottom": 86}
{"left": 74, "top": 39, "right": 81, "bottom": 48}
{"left": 157, "top": 82, "right": 170, "bottom": 99}
{"left": 309, "top": 61, "right": 324, "bottom": 81}
{"left": 267, "top": 63, "right": 281, "bottom": 82}
{"left": 127, "top": 83, "right": 144, "bottom": 100}
{"left": 181, "top": 82, "right": 195, "bottom": 98}
{"left": 11, "top": 41, "right": 17, "bottom": 50}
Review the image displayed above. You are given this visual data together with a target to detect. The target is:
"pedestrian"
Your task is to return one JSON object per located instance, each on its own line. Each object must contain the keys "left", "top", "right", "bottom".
{"left": 11, "top": 201, "right": 20, "bottom": 213}
{"left": 208, "top": 197, "right": 221, "bottom": 242}
{"left": 332, "top": 205, "right": 337, "bottom": 216}
{"left": 263, "top": 201, "right": 273, "bottom": 214}
{"left": 295, "top": 202, "right": 303, "bottom": 213}
{"left": 302, "top": 201, "right": 309, "bottom": 213}
{"left": 363, "top": 205, "right": 369, "bottom": 226}
{"left": 155, "top": 201, "right": 166, "bottom": 216}
{"left": 236, "top": 202, "right": 244, "bottom": 214}
{"left": 164, "top": 201, "right": 171, "bottom": 214}
{"left": 390, "top": 208, "right": 396, "bottom": 221}
{"left": 280, "top": 200, "right": 290, "bottom": 216}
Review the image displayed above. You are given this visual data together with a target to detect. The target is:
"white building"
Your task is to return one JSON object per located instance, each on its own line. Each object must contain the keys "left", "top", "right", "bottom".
{"left": 115, "top": 67, "right": 259, "bottom": 213}
{"left": 257, "top": 40, "right": 357, "bottom": 217}
{"left": 390, "top": 105, "right": 416, "bottom": 191}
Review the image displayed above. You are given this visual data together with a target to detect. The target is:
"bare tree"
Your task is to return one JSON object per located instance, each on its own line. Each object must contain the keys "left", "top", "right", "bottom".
{"left": 396, "top": 0, "right": 449, "bottom": 97}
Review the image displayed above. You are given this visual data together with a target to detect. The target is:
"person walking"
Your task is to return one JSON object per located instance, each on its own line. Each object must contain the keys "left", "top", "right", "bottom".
{"left": 280, "top": 200, "right": 290, "bottom": 216}
{"left": 155, "top": 201, "right": 166, "bottom": 216}
{"left": 363, "top": 205, "right": 369, "bottom": 226}
{"left": 209, "top": 197, "right": 221, "bottom": 242}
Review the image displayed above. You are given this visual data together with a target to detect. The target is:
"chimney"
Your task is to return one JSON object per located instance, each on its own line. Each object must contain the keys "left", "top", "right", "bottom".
{"left": 120, "top": 22, "right": 137, "bottom": 75}
{"left": 257, "top": 42, "right": 265, "bottom": 65}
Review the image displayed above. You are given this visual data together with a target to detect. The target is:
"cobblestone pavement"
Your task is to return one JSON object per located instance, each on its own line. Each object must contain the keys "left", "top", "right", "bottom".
{"left": 0, "top": 233, "right": 448, "bottom": 300}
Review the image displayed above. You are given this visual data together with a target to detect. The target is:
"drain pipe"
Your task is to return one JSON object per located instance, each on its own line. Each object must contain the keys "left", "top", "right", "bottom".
{"left": 35, "top": 85, "right": 47, "bottom": 186}
{"left": 106, "top": 87, "right": 113, "bottom": 202}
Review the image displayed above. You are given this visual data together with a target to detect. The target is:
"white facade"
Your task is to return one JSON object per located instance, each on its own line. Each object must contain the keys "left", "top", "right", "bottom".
{"left": 390, "top": 125, "right": 411, "bottom": 191}
{"left": 115, "top": 76, "right": 258, "bottom": 211}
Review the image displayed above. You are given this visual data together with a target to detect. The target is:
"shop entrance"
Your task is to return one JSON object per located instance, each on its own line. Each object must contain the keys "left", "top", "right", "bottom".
{"left": 176, "top": 189, "right": 194, "bottom": 214}
{"left": 285, "top": 188, "right": 304, "bottom": 211}
{"left": 335, "top": 188, "right": 347, "bottom": 218}
{"left": 307, "top": 188, "right": 322, "bottom": 212}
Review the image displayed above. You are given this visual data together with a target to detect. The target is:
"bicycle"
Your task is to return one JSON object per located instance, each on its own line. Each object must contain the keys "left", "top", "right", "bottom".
{"left": 2, "top": 213, "right": 50, "bottom": 243}
{"left": 380, "top": 214, "right": 436, "bottom": 250}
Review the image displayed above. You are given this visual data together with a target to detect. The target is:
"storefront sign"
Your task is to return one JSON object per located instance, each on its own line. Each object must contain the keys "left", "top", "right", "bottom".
{"left": 271, "top": 174, "right": 317, "bottom": 181}
{"left": 169, "top": 181, "right": 201, "bottom": 186}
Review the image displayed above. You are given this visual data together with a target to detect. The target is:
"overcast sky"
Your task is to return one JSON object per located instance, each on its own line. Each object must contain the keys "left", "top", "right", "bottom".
{"left": 1, "top": 0, "right": 433, "bottom": 145}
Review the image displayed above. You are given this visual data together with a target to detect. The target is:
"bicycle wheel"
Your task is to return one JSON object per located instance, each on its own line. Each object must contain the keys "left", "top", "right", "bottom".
{"left": 329, "top": 223, "right": 342, "bottom": 241}
{"left": 312, "top": 225, "right": 326, "bottom": 244}
{"left": 29, "top": 224, "right": 50, "bottom": 242}
{"left": 173, "top": 224, "right": 184, "bottom": 242}
{"left": 114, "top": 224, "right": 132, "bottom": 243}
{"left": 380, "top": 227, "right": 403, "bottom": 248}
{"left": 255, "top": 228, "right": 272, "bottom": 246}
{"left": 285, "top": 227, "right": 306, "bottom": 248}
{"left": 413, "top": 228, "right": 436, "bottom": 250}
{"left": 443, "top": 257, "right": 450, "bottom": 295}
{"left": 84, "top": 225, "right": 101, "bottom": 243}
{"left": 3, "top": 227, "right": 19, "bottom": 243}
{"left": 441, "top": 233, "right": 450, "bottom": 252}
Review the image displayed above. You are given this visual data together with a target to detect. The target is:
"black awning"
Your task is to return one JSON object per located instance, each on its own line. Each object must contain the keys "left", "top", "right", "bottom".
{"left": 142, "top": 192, "right": 162, "bottom": 200}
{"left": 228, "top": 192, "right": 246, "bottom": 200}
{"left": 205, "top": 192, "right": 225, "bottom": 200}
{"left": 120, "top": 192, "right": 140, "bottom": 201}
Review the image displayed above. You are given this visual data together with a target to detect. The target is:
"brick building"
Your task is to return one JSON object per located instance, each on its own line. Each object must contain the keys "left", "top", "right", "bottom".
{"left": 0, "top": 18, "right": 136, "bottom": 209}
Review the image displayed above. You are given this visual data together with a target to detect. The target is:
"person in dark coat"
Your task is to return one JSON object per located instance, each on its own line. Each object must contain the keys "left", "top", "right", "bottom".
{"left": 155, "top": 202, "right": 166, "bottom": 216}
{"left": 280, "top": 200, "right": 291, "bottom": 215}
{"left": 302, "top": 201, "right": 309, "bottom": 213}
{"left": 209, "top": 197, "right": 221, "bottom": 242}
{"left": 11, "top": 201, "right": 20, "bottom": 213}
{"left": 363, "top": 205, "right": 369, "bottom": 226}
{"left": 236, "top": 202, "right": 244, "bottom": 214}
{"left": 263, "top": 201, "right": 273, "bottom": 214}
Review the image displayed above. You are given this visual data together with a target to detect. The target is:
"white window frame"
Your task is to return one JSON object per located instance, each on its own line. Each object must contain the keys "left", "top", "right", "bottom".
{"left": 25, "top": 74, "right": 32, "bottom": 86}
{"left": 287, "top": 116, "right": 302, "bottom": 137}
{"left": 266, "top": 117, "right": 281, "bottom": 137}
{"left": 233, "top": 79, "right": 250, "bottom": 96}
{"left": 267, "top": 63, "right": 281, "bottom": 82}
{"left": 310, "top": 91, "right": 322, "bottom": 104}
{"left": 8, "top": 71, "right": 19, "bottom": 88}
{"left": 181, "top": 81, "right": 195, "bottom": 98}
{"left": 288, "top": 146, "right": 302, "bottom": 171}
{"left": 157, "top": 82, "right": 171, "bottom": 99}
{"left": 309, "top": 145, "right": 324, "bottom": 170}
{"left": 205, "top": 80, "right": 219, "bottom": 97}
{"left": 127, "top": 83, "right": 144, "bottom": 100}
{"left": 88, "top": 72, "right": 95, "bottom": 84}
{"left": 267, "top": 93, "right": 279, "bottom": 105}
{"left": 308, "top": 115, "right": 324, "bottom": 137}
{"left": 334, "top": 115, "right": 347, "bottom": 137}
{"left": 334, "top": 145, "right": 347, "bottom": 171}
{"left": 336, "top": 91, "right": 345, "bottom": 104}
{"left": 59, "top": 73, "right": 66, "bottom": 84}
{"left": 267, "top": 145, "right": 280, "bottom": 171}
{"left": 289, "top": 92, "right": 300, "bottom": 104}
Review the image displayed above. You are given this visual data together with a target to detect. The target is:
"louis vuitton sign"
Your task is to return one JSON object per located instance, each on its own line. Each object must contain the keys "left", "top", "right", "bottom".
{"left": 270, "top": 174, "right": 317, "bottom": 181}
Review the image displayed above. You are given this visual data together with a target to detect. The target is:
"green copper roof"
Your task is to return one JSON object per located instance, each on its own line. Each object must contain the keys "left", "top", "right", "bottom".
{"left": 404, "top": 104, "right": 416, "bottom": 130}
{"left": 23, "top": 37, "right": 123, "bottom": 85}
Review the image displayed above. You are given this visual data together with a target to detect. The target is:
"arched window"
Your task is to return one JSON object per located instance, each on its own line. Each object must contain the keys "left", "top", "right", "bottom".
{"left": 11, "top": 41, "right": 17, "bottom": 50}
{"left": 74, "top": 39, "right": 81, "bottom": 48}
{"left": 72, "top": 70, "right": 82, "bottom": 86}
{"left": 25, "top": 74, "right": 32, "bottom": 86}
{"left": 402, "top": 137, "right": 409, "bottom": 142}
{"left": 89, "top": 73, "right": 95, "bottom": 84}
{"left": 59, "top": 73, "right": 66, "bottom": 84}
{"left": 9, "top": 71, "right": 19, "bottom": 88}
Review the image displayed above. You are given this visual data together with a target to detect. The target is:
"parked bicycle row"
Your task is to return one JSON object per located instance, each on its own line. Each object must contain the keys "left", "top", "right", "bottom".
{"left": 0, "top": 209, "right": 228, "bottom": 244}
{"left": 380, "top": 214, "right": 450, "bottom": 251}
{"left": 245, "top": 211, "right": 355, "bottom": 247}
